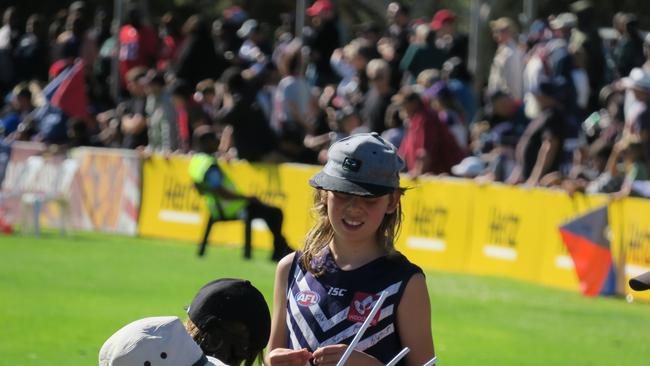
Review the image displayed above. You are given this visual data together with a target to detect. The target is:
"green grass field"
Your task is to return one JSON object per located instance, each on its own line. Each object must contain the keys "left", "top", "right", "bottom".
{"left": 1, "top": 232, "right": 649, "bottom": 366}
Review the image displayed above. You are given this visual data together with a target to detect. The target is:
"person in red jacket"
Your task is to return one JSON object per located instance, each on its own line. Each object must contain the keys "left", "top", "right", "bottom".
{"left": 118, "top": 4, "right": 158, "bottom": 89}
{"left": 397, "top": 87, "right": 465, "bottom": 177}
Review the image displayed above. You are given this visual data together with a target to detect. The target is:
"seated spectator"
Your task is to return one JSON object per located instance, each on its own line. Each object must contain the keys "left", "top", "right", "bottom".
{"left": 195, "top": 79, "right": 219, "bottom": 122}
{"left": 99, "top": 316, "right": 223, "bottom": 366}
{"left": 425, "top": 81, "right": 468, "bottom": 150}
{"left": 396, "top": 86, "right": 465, "bottom": 177}
{"left": 185, "top": 278, "right": 271, "bottom": 366}
{"left": 0, "top": 84, "right": 34, "bottom": 137}
{"left": 452, "top": 156, "right": 486, "bottom": 179}
{"left": 305, "top": 105, "right": 366, "bottom": 164}
{"left": 381, "top": 99, "right": 405, "bottom": 149}
{"left": 442, "top": 56, "right": 477, "bottom": 124}
{"left": 606, "top": 136, "right": 649, "bottom": 199}
{"left": 416, "top": 68, "right": 441, "bottom": 89}
{"left": 189, "top": 125, "right": 292, "bottom": 260}
{"left": 507, "top": 78, "right": 569, "bottom": 186}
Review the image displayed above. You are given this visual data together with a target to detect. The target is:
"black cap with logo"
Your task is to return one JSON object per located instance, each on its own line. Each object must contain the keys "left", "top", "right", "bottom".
{"left": 187, "top": 278, "right": 271, "bottom": 351}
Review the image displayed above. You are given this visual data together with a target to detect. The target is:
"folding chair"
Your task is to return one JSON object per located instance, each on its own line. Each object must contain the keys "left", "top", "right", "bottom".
{"left": 195, "top": 183, "right": 253, "bottom": 258}
{"left": 19, "top": 156, "right": 79, "bottom": 236}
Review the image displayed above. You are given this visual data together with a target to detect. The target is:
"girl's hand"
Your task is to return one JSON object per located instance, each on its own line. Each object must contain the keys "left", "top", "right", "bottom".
{"left": 267, "top": 348, "right": 312, "bottom": 366}
{"left": 312, "top": 345, "right": 381, "bottom": 366}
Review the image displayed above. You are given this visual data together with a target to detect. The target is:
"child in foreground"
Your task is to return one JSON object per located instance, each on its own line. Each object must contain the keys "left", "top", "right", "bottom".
{"left": 267, "top": 132, "right": 435, "bottom": 366}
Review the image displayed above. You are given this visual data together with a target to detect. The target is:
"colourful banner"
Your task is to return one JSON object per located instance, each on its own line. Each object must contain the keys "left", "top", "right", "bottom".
{"left": 397, "top": 178, "right": 474, "bottom": 273}
{"left": 0, "top": 141, "right": 10, "bottom": 186}
{"left": 69, "top": 148, "right": 141, "bottom": 235}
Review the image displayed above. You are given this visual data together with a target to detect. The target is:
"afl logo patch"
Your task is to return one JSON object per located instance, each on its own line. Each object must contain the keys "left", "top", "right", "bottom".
{"left": 296, "top": 290, "right": 320, "bottom": 306}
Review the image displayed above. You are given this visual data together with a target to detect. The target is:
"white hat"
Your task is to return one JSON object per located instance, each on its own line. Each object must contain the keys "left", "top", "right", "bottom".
{"left": 549, "top": 13, "right": 577, "bottom": 30}
{"left": 622, "top": 68, "right": 650, "bottom": 93}
{"left": 451, "top": 156, "right": 485, "bottom": 178}
{"left": 99, "top": 316, "right": 225, "bottom": 366}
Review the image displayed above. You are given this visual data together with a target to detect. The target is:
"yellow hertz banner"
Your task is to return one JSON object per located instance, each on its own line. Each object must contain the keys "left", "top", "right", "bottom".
{"left": 397, "top": 178, "right": 474, "bottom": 273}
{"left": 139, "top": 156, "right": 206, "bottom": 242}
{"left": 610, "top": 198, "right": 650, "bottom": 302}
{"left": 139, "top": 155, "right": 650, "bottom": 297}
{"left": 139, "top": 155, "right": 319, "bottom": 250}
{"left": 465, "top": 184, "right": 544, "bottom": 282}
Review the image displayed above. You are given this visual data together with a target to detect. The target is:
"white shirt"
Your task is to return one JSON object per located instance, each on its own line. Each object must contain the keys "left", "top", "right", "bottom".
{"left": 488, "top": 40, "right": 525, "bottom": 100}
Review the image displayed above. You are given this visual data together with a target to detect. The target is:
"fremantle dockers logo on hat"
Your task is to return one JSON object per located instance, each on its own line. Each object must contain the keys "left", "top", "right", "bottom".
{"left": 342, "top": 157, "right": 361, "bottom": 172}
{"left": 296, "top": 290, "right": 320, "bottom": 306}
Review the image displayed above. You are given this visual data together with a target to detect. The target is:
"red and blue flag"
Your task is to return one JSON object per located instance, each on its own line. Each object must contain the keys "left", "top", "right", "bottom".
{"left": 559, "top": 206, "right": 616, "bottom": 297}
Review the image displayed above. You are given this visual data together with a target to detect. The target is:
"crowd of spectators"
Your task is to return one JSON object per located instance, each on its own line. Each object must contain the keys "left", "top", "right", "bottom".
{"left": 1, "top": 0, "right": 649, "bottom": 198}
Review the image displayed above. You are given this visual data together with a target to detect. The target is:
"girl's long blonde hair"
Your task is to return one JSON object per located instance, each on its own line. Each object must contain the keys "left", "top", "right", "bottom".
{"left": 300, "top": 189, "right": 404, "bottom": 276}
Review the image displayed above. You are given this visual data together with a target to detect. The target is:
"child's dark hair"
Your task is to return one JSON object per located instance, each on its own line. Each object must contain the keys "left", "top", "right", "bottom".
{"left": 185, "top": 319, "right": 263, "bottom": 366}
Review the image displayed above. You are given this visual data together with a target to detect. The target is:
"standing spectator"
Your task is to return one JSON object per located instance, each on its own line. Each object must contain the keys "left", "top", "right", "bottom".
{"left": 397, "top": 87, "right": 465, "bottom": 177}
{"left": 119, "top": 67, "right": 149, "bottom": 149}
{"left": 171, "top": 79, "right": 209, "bottom": 153}
{"left": 14, "top": 14, "right": 49, "bottom": 83}
{"left": 400, "top": 24, "right": 446, "bottom": 85}
{"left": 570, "top": 0, "right": 607, "bottom": 112}
{"left": 385, "top": 2, "right": 410, "bottom": 89}
{"left": 157, "top": 12, "right": 182, "bottom": 72}
{"left": 118, "top": 3, "right": 158, "bottom": 89}
{"left": 361, "top": 58, "right": 395, "bottom": 134}
{"left": 621, "top": 68, "right": 650, "bottom": 170}
{"left": 0, "top": 6, "right": 21, "bottom": 95}
{"left": 174, "top": 15, "right": 225, "bottom": 88}
{"left": 612, "top": 14, "right": 645, "bottom": 80}
{"left": 331, "top": 38, "right": 375, "bottom": 102}
{"left": 304, "top": 0, "right": 341, "bottom": 87}
{"left": 236, "top": 19, "right": 270, "bottom": 69}
{"left": 431, "top": 9, "right": 470, "bottom": 78}
{"left": 48, "top": 9, "right": 68, "bottom": 53}
{"left": 67, "top": 1, "right": 100, "bottom": 74}
{"left": 215, "top": 67, "right": 278, "bottom": 162}
{"left": 145, "top": 71, "right": 178, "bottom": 153}
{"left": 272, "top": 41, "right": 315, "bottom": 162}
{"left": 95, "top": 67, "right": 147, "bottom": 148}
{"left": 487, "top": 17, "right": 524, "bottom": 100}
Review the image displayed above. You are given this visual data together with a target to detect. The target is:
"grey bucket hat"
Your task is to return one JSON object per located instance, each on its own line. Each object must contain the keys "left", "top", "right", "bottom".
{"left": 309, "top": 132, "right": 404, "bottom": 196}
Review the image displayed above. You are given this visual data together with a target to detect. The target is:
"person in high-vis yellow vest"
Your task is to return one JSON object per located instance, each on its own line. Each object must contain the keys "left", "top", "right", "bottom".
{"left": 190, "top": 125, "right": 292, "bottom": 261}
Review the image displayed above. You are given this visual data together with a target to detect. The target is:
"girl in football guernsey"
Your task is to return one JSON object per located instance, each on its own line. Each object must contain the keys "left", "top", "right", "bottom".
{"left": 267, "top": 132, "right": 435, "bottom": 366}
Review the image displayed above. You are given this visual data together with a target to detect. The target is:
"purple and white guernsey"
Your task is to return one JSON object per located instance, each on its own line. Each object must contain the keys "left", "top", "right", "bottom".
{"left": 286, "top": 247, "right": 423, "bottom": 364}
